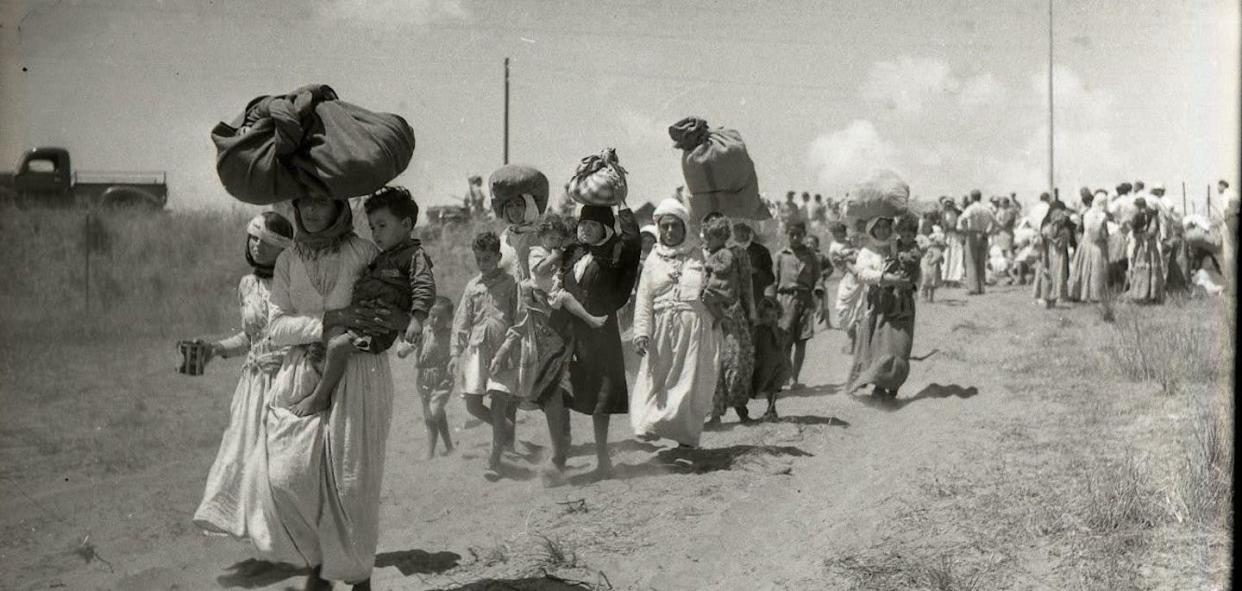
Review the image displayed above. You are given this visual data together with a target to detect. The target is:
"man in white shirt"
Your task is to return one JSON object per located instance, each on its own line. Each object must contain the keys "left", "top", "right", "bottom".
{"left": 957, "top": 189, "right": 998, "bottom": 295}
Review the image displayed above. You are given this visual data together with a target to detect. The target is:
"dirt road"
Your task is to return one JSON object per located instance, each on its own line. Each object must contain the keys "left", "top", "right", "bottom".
{"left": 1, "top": 285, "right": 1227, "bottom": 590}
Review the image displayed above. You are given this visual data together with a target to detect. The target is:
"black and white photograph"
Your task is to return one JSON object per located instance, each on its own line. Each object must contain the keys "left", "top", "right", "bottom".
{"left": 0, "top": 1, "right": 1237, "bottom": 589}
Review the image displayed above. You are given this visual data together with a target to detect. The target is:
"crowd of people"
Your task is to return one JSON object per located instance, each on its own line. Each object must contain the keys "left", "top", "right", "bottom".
{"left": 186, "top": 167, "right": 1236, "bottom": 590}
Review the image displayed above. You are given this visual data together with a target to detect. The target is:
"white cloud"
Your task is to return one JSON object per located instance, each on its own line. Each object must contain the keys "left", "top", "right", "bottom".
{"left": 959, "top": 72, "right": 1004, "bottom": 108}
{"left": 314, "top": 0, "right": 469, "bottom": 26}
{"left": 807, "top": 119, "right": 902, "bottom": 192}
{"left": 860, "top": 56, "right": 960, "bottom": 115}
{"left": 617, "top": 109, "right": 667, "bottom": 147}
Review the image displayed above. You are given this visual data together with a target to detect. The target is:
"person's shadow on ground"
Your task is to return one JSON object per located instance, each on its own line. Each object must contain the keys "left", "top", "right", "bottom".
{"left": 780, "top": 382, "right": 844, "bottom": 399}
{"left": 567, "top": 444, "right": 813, "bottom": 484}
{"left": 432, "top": 573, "right": 599, "bottom": 590}
{"left": 855, "top": 383, "right": 980, "bottom": 412}
{"left": 216, "top": 559, "right": 306, "bottom": 589}
{"left": 374, "top": 548, "right": 461, "bottom": 576}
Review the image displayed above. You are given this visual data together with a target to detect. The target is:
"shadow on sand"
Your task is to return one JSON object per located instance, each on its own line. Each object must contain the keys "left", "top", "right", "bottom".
{"left": 375, "top": 549, "right": 461, "bottom": 576}
{"left": 779, "top": 382, "right": 844, "bottom": 399}
{"left": 431, "top": 573, "right": 600, "bottom": 590}
{"left": 567, "top": 444, "right": 813, "bottom": 484}
{"left": 855, "top": 383, "right": 980, "bottom": 412}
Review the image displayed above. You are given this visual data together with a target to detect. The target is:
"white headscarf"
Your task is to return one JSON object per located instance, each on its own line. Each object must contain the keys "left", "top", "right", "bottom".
{"left": 652, "top": 198, "right": 697, "bottom": 258}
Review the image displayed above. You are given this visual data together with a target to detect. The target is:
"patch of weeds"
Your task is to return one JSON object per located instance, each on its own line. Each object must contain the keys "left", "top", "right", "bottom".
{"left": 826, "top": 551, "right": 987, "bottom": 591}
{"left": 1173, "top": 403, "right": 1233, "bottom": 529}
{"left": 466, "top": 542, "right": 510, "bottom": 567}
{"left": 1097, "top": 293, "right": 1117, "bottom": 323}
{"left": 1105, "top": 305, "right": 1224, "bottom": 394}
{"left": 529, "top": 534, "right": 580, "bottom": 570}
{"left": 1080, "top": 454, "right": 1161, "bottom": 533}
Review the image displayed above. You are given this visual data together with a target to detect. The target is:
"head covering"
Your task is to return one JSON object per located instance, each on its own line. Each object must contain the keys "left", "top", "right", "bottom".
{"left": 864, "top": 216, "right": 897, "bottom": 249}
{"left": 576, "top": 205, "right": 616, "bottom": 247}
{"left": 244, "top": 212, "right": 293, "bottom": 278}
{"left": 1151, "top": 183, "right": 1165, "bottom": 193}
{"left": 292, "top": 198, "right": 354, "bottom": 256}
{"left": 639, "top": 224, "right": 658, "bottom": 239}
{"left": 652, "top": 198, "right": 697, "bottom": 257}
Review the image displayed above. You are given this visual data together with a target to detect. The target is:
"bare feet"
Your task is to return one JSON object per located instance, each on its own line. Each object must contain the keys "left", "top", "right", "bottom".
{"left": 703, "top": 416, "right": 723, "bottom": 431}
{"left": 585, "top": 313, "right": 607, "bottom": 329}
{"left": 762, "top": 408, "right": 779, "bottom": 422}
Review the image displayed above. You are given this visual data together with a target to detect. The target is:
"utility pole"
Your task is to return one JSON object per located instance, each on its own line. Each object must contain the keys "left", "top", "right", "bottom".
{"left": 503, "top": 57, "right": 511, "bottom": 165}
{"left": 1048, "top": 0, "right": 1055, "bottom": 197}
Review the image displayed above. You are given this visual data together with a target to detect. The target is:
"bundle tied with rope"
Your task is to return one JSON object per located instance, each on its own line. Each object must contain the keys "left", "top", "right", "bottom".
{"left": 211, "top": 84, "right": 415, "bottom": 205}
{"left": 668, "top": 116, "right": 770, "bottom": 221}
{"left": 567, "top": 148, "right": 628, "bottom": 206}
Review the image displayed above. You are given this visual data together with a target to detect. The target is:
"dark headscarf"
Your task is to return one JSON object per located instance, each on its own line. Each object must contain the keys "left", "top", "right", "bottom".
{"left": 578, "top": 205, "right": 620, "bottom": 260}
{"left": 292, "top": 198, "right": 355, "bottom": 258}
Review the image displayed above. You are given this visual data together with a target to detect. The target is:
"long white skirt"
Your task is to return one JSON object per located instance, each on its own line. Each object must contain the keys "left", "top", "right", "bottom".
{"left": 192, "top": 365, "right": 276, "bottom": 539}
{"left": 630, "top": 304, "right": 721, "bottom": 447}
{"left": 255, "top": 345, "right": 395, "bottom": 583}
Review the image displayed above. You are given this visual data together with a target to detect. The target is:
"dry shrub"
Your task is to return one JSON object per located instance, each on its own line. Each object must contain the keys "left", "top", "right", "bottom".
{"left": 1080, "top": 454, "right": 1161, "bottom": 533}
{"left": 826, "top": 551, "right": 987, "bottom": 591}
{"left": 1104, "top": 300, "right": 1227, "bottom": 394}
{"left": 1173, "top": 401, "right": 1234, "bottom": 529}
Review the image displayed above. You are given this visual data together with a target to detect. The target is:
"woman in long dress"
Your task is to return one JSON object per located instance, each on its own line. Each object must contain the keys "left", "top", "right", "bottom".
{"left": 1066, "top": 190, "right": 1110, "bottom": 303}
{"left": 630, "top": 199, "right": 722, "bottom": 447}
{"left": 193, "top": 212, "right": 293, "bottom": 539}
{"left": 557, "top": 203, "right": 641, "bottom": 477}
{"left": 847, "top": 217, "right": 917, "bottom": 399}
{"left": 260, "top": 196, "right": 408, "bottom": 591}
{"left": 940, "top": 200, "right": 966, "bottom": 286}
{"left": 1033, "top": 201, "right": 1073, "bottom": 307}
{"left": 1126, "top": 198, "right": 1165, "bottom": 303}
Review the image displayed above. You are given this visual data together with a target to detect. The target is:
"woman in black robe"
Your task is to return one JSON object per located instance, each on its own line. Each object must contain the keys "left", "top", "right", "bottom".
{"left": 555, "top": 203, "right": 641, "bottom": 477}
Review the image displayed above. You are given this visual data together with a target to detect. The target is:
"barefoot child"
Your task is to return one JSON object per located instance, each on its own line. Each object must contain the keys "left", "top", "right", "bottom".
{"left": 450, "top": 231, "right": 520, "bottom": 481}
{"left": 528, "top": 215, "right": 608, "bottom": 329}
{"left": 766, "top": 221, "right": 821, "bottom": 390}
{"left": 752, "top": 297, "right": 790, "bottom": 421}
{"left": 295, "top": 186, "right": 435, "bottom": 413}
{"left": 400, "top": 296, "right": 455, "bottom": 458}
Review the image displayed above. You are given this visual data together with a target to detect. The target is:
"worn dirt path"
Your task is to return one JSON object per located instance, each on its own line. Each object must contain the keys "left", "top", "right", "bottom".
{"left": 2, "top": 284, "right": 1208, "bottom": 590}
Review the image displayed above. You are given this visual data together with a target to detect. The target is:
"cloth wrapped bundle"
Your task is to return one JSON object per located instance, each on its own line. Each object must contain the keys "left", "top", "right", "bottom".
{"left": 489, "top": 165, "right": 549, "bottom": 217}
{"left": 669, "top": 117, "right": 770, "bottom": 221}
{"left": 212, "top": 84, "right": 415, "bottom": 205}
{"left": 567, "top": 148, "right": 628, "bottom": 206}
{"left": 842, "top": 169, "right": 910, "bottom": 223}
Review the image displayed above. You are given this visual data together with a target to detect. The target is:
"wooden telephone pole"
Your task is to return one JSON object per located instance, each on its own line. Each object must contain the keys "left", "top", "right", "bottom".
{"left": 503, "top": 57, "right": 511, "bottom": 165}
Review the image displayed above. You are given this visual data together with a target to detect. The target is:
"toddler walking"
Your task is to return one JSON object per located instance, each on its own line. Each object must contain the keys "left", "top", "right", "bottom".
{"left": 399, "top": 296, "right": 455, "bottom": 458}
{"left": 919, "top": 237, "right": 945, "bottom": 302}
{"left": 752, "top": 297, "right": 791, "bottom": 421}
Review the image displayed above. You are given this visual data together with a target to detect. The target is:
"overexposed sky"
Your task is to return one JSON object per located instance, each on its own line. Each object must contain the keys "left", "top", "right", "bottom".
{"left": 1, "top": 0, "right": 1238, "bottom": 213}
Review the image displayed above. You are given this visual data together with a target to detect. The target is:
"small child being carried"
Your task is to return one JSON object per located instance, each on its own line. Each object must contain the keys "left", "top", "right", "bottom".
{"left": 527, "top": 215, "right": 607, "bottom": 329}
{"left": 293, "top": 186, "right": 435, "bottom": 415}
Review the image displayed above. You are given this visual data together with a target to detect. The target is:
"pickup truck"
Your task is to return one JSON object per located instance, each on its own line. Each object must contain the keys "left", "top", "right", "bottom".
{"left": 0, "top": 147, "right": 167, "bottom": 209}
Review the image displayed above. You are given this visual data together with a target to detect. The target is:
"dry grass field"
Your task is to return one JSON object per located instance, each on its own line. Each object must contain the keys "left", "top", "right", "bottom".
{"left": 0, "top": 208, "right": 1232, "bottom": 590}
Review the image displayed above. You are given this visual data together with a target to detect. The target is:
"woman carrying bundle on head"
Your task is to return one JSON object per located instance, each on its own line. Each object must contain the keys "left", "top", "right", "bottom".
{"left": 844, "top": 171, "right": 918, "bottom": 400}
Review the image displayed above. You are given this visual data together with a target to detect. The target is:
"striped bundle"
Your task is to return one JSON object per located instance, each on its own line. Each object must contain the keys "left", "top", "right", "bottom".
{"left": 567, "top": 148, "right": 628, "bottom": 206}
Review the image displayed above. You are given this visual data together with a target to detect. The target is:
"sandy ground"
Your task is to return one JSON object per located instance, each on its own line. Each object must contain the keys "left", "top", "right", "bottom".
{"left": 0, "top": 284, "right": 1229, "bottom": 590}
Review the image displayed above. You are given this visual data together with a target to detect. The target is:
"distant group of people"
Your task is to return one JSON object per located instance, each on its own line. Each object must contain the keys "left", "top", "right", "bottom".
{"left": 770, "top": 190, "right": 841, "bottom": 232}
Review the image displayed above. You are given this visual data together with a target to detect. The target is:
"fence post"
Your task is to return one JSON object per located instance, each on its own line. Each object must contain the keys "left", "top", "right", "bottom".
{"left": 84, "top": 210, "right": 91, "bottom": 315}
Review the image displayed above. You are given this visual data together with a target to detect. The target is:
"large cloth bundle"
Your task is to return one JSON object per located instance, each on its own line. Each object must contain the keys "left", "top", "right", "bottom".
{"left": 212, "top": 84, "right": 415, "bottom": 205}
{"left": 567, "top": 148, "right": 627, "bottom": 206}
{"left": 489, "top": 165, "right": 549, "bottom": 217}
{"left": 668, "top": 117, "right": 770, "bottom": 221}
{"left": 842, "top": 169, "right": 910, "bottom": 223}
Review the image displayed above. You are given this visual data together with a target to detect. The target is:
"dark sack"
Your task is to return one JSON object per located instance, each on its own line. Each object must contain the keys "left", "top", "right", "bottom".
{"left": 489, "top": 165, "right": 549, "bottom": 217}
{"left": 212, "top": 84, "right": 415, "bottom": 205}
{"left": 669, "top": 117, "right": 770, "bottom": 221}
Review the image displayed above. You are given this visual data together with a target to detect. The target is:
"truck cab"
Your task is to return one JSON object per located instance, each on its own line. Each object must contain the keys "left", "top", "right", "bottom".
{"left": 8, "top": 147, "right": 167, "bottom": 209}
